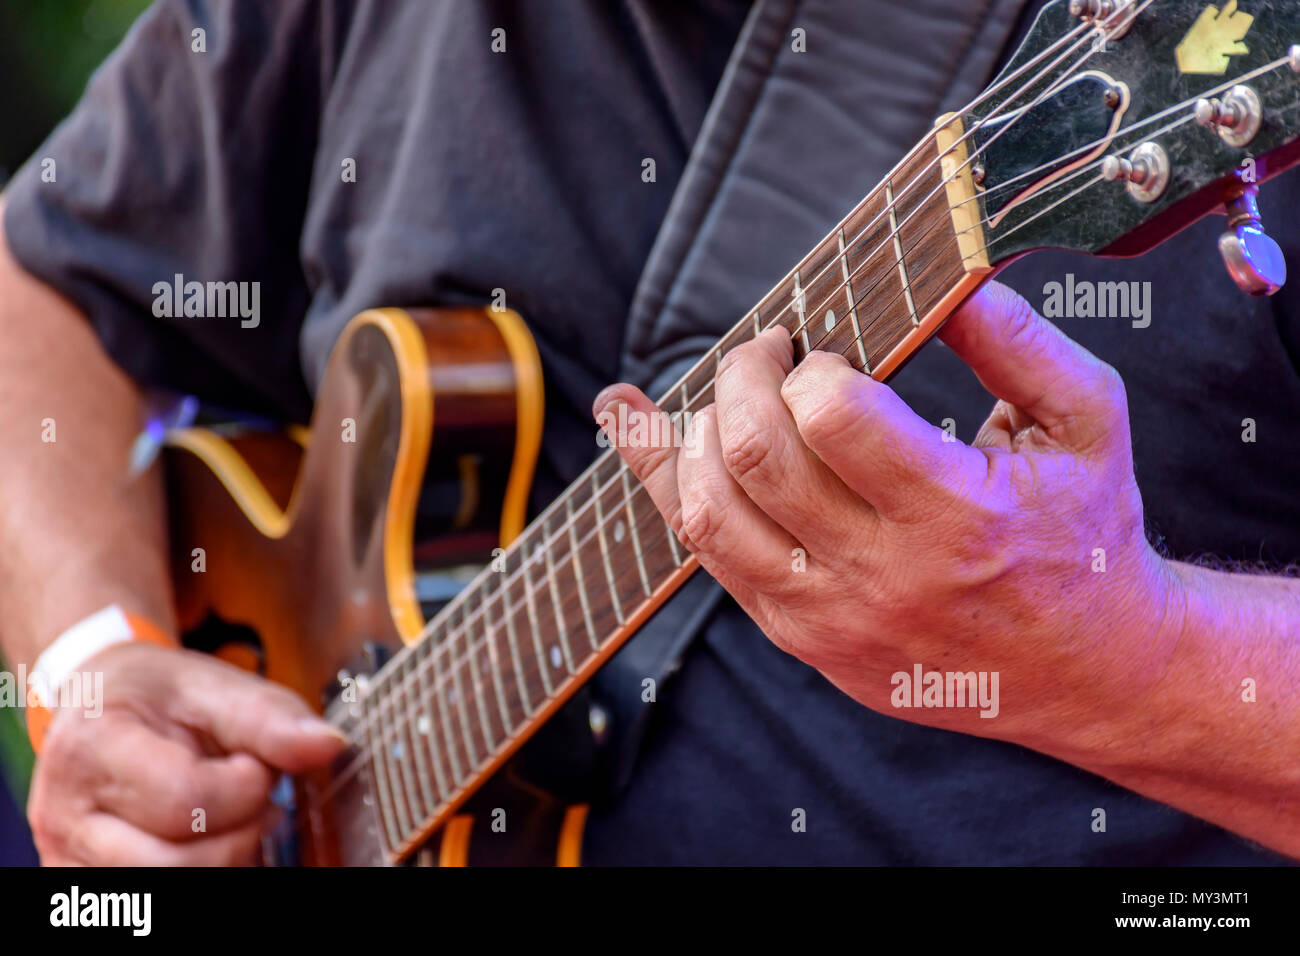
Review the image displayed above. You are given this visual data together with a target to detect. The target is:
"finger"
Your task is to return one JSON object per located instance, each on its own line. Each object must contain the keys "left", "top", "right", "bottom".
{"left": 781, "top": 349, "right": 986, "bottom": 517}
{"left": 938, "top": 280, "right": 1129, "bottom": 453}
{"left": 593, "top": 384, "right": 684, "bottom": 535}
{"left": 713, "top": 329, "right": 875, "bottom": 549}
{"left": 677, "top": 404, "right": 817, "bottom": 599}
{"left": 86, "top": 714, "right": 274, "bottom": 839}
{"left": 164, "top": 652, "right": 347, "bottom": 774}
{"left": 66, "top": 811, "right": 265, "bottom": 866}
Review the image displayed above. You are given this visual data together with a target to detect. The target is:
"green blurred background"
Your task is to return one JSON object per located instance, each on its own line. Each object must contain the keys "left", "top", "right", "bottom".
{"left": 0, "top": 0, "right": 150, "bottom": 861}
{"left": 0, "top": 0, "right": 150, "bottom": 186}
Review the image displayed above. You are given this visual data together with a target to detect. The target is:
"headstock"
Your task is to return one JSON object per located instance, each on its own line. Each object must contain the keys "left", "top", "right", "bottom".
{"left": 962, "top": 0, "right": 1300, "bottom": 294}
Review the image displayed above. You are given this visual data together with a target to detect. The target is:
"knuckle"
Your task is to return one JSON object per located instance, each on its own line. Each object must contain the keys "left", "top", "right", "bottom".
{"left": 678, "top": 496, "right": 726, "bottom": 553}
{"left": 1096, "top": 361, "right": 1127, "bottom": 409}
{"left": 26, "top": 795, "right": 61, "bottom": 853}
{"left": 626, "top": 445, "right": 670, "bottom": 484}
{"left": 721, "top": 419, "right": 779, "bottom": 484}
{"left": 1002, "top": 292, "right": 1042, "bottom": 349}
{"left": 45, "top": 713, "right": 100, "bottom": 776}
{"left": 795, "top": 385, "right": 858, "bottom": 449}
{"left": 716, "top": 339, "right": 755, "bottom": 377}
{"left": 160, "top": 772, "right": 205, "bottom": 830}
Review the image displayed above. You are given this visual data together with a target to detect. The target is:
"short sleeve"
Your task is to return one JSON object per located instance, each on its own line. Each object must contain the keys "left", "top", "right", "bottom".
{"left": 2, "top": 0, "right": 333, "bottom": 420}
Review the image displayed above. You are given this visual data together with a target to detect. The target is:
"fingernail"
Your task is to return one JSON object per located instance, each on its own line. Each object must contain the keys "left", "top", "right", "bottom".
{"left": 297, "top": 717, "right": 348, "bottom": 743}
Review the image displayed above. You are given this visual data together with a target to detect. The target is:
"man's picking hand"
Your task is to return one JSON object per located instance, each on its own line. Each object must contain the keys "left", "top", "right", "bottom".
{"left": 27, "top": 643, "right": 346, "bottom": 865}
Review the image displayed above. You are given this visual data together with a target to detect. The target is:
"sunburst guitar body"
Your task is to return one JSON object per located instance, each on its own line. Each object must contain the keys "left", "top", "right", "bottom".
{"left": 163, "top": 306, "right": 586, "bottom": 865}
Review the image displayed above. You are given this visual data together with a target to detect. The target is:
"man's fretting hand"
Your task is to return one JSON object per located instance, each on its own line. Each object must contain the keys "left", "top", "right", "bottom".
{"left": 595, "top": 280, "right": 1185, "bottom": 757}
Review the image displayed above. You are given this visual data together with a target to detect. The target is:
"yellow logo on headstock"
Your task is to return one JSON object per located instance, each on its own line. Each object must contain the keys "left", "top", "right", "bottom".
{"left": 1175, "top": 0, "right": 1254, "bottom": 74}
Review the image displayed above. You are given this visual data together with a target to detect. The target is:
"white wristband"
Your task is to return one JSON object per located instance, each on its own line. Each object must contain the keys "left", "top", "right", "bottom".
{"left": 29, "top": 605, "right": 138, "bottom": 709}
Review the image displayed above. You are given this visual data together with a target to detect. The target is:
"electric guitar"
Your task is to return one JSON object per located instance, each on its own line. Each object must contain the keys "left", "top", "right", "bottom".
{"left": 162, "top": 0, "right": 1300, "bottom": 865}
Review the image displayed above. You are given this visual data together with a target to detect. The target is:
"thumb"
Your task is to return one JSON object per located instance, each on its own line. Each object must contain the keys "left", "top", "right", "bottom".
{"left": 168, "top": 651, "right": 348, "bottom": 774}
{"left": 939, "top": 280, "right": 1130, "bottom": 453}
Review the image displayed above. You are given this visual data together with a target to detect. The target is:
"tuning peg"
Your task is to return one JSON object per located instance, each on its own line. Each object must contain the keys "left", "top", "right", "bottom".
{"left": 1219, "top": 183, "right": 1286, "bottom": 297}
{"left": 1195, "top": 86, "right": 1262, "bottom": 148}
{"left": 1101, "top": 142, "right": 1169, "bottom": 203}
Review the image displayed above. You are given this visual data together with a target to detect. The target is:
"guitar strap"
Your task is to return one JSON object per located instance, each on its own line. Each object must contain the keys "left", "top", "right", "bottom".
{"left": 589, "top": 0, "right": 1033, "bottom": 799}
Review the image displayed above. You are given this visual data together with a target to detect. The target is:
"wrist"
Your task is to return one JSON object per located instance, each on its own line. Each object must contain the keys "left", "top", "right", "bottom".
{"left": 1025, "top": 547, "right": 1192, "bottom": 769}
{"left": 25, "top": 605, "right": 174, "bottom": 754}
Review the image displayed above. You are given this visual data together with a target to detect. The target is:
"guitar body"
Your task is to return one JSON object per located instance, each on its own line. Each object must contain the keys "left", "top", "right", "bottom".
{"left": 163, "top": 306, "right": 557, "bottom": 865}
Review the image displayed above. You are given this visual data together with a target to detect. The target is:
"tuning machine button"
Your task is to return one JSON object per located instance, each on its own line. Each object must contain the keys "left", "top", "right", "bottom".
{"left": 1101, "top": 141, "right": 1170, "bottom": 203}
{"left": 1219, "top": 183, "right": 1286, "bottom": 296}
{"left": 1195, "top": 85, "right": 1263, "bottom": 148}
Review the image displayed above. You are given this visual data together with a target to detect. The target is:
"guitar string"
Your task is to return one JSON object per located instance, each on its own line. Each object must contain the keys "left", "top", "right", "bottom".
{"left": 315, "top": 56, "right": 1266, "bottom": 822}
{"left": 304, "top": 54, "right": 1117, "bottom": 818}
{"left": 315, "top": 87, "right": 1300, "bottom": 848}
{"left": 308, "top": 13, "right": 1167, "bottom": 818}
{"left": 337, "top": 10, "right": 1189, "bottom": 763}
{"left": 311, "top": 65, "right": 1288, "bottom": 826}
{"left": 325, "top": 20, "right": 1112, "bottom": 756}
{"left": 312, "top": 126, "right": 1135, "bottom": 829}
{"left": 311, "top": 4, "right": 1248, "bottom": 821}
{"left": 351, "top": 17, "right": 1116, "bottom": 718}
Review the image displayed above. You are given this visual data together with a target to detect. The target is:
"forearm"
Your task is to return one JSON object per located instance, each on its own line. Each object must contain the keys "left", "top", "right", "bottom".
{"left": 0, "top": 202, "right": 174, "bottom": 670}
{"left": 1067, "top": 561, "right": 1300, "bottom": 858}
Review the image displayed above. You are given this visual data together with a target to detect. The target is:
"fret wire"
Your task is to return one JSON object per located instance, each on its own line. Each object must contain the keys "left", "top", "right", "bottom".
{"left": 385, "top": 661, "right": 423, "bottom": 838}
{"left": 362, "top": 699, "right": 402, "bottom": 853}
{"left": 664, "top": 513, "right": 684, "bottom": 566}
{"left": 542, "top": 516, "right": 578, "bottom": 672}
{"left": 837, "top": 227, "right": 870, "bottom": 371}
{"left": 374, "top": 689, "right": 415, "bottom": 844}
{"left": 884, "top": 180, "right": 920, "bottom": 325}
{"left": 401, "top": 646, "right": 440, "bottom": 818}
{"left": 520, "top": 541, "right": 556, "bottom": 694}
{"left": 495, "top": 568, "right": 533, "bottom": 711}
{"left": 621, "top": 468, "right": 653, "bottom": 596}
{"left": 591, "top": 471, "right": 626, "bottom": 625}
{"left": 564, "top": 496, "right": 600, "bottom": 649}
{"left": 791, "top": 271, "right": 810, "bottom": 353}
{"left": 429, "top": 627, "right": 465, "bottom": 783}
{"left": 449, "top": 608, "right": 486, "bottom": 764}
{"left": 462, "top": 603, "right": 499, "bottom": 754}
{"left": 413, "top": 636, "right": 451, "bottom": 802}
{"left": 480, "top": 579, "right": 516, "bottom": 736}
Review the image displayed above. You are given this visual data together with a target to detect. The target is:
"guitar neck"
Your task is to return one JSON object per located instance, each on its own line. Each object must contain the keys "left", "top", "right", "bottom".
{"left": 321, "top": 121, "right": 990, "bottom": 864}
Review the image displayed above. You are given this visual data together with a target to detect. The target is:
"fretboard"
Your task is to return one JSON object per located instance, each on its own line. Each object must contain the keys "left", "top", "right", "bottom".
{"left": 318, "top": 123, "right": 989, "bottom": 864}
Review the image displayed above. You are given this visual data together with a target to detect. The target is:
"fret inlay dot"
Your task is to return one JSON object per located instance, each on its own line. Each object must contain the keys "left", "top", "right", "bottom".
{"left": 392, "top": 742, "right": 404, "bottom": 761}
{"left": 614, "top": 520, "right": 626, "bottom": 543}
{"left": 550, "top": 646, "right": 562, "bottom": 669}
{"left": 417, "top": 714, "right": 431, "bottom": 735}
{"left": 825, "top": 309, "right": 835, "bottom": 332}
